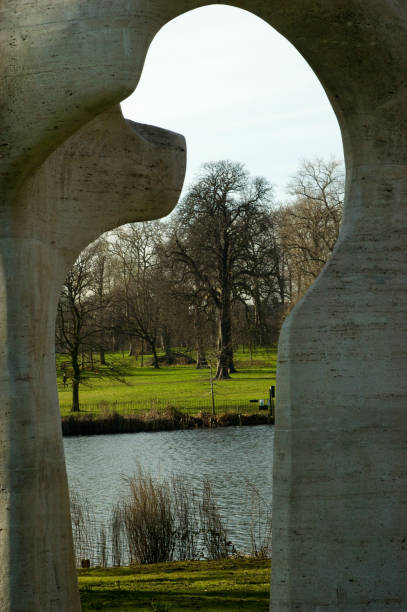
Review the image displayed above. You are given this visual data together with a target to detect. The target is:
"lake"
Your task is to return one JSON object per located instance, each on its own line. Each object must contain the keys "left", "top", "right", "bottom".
{"left": 64, "top": 424, "right": 274, "bottom": 562}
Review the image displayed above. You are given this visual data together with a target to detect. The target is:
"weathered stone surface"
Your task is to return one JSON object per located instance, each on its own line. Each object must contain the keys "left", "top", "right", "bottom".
{"left": 1, "top": 1, "right": 407, "bottom": 610}
{"left": 0, "top": 66, "right": 185, "bottom": 612}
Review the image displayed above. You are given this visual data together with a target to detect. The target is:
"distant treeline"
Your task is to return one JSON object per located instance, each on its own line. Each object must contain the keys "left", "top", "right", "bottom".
{"left": 56, "top": 158, "right": 344, "bottom": 410}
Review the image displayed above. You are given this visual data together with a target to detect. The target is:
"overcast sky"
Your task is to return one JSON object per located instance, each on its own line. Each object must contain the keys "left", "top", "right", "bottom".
{"left": 121, "top": 5, "right": 344, "bottom": 202}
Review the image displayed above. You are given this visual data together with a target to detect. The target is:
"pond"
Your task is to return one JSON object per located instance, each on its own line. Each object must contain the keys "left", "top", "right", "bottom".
{"left": 64, "top": 424, "right": 274, "bottom": 562}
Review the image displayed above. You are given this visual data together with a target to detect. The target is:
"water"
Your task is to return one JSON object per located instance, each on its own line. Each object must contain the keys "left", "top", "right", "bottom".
{"left": 64, "top": 424, "right": 274, "bottom": 557}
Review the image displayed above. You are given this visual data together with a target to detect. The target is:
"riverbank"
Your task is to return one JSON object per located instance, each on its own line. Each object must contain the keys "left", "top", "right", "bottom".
{"left": 78, "top": 558, "right": 271, "bottom": 611}
{"left": 62, "top": 407, "right": 273, "bottom": 436}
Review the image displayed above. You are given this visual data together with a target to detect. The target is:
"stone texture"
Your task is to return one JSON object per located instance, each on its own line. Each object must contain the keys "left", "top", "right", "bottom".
{"left": 1, "top": 1, "right": 407, "bottom": 610}
{"left": 0, "top": 97, "right": 185, "bottom": 612}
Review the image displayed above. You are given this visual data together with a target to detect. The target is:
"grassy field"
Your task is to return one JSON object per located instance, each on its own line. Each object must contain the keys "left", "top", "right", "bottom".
{"left": 58, "top": 347, "right": 277, "bottom": 416}
{"left": 78, "top": 558, "right": 271, "bottom": 611}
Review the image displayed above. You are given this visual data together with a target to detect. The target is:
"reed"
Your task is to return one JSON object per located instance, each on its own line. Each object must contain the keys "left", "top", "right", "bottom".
{"left": 69, "top": 471, "right": 272, "bottom": 567}
{"left": 122, "top": 471, "right": 176, "bottom": 564}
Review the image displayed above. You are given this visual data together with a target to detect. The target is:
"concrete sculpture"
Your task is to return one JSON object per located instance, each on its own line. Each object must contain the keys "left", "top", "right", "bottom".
{"left": 1, "top": 1, "right": 406, "bottom": 610}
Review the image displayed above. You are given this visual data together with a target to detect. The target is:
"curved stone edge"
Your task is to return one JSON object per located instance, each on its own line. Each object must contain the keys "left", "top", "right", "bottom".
{"left": 0, "top": 105, "right": 186, "bottom": 611}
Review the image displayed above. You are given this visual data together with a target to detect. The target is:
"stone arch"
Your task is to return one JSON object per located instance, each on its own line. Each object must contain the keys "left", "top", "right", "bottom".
{"left": 1, "top": 2, "right": 406, "bottom": 610}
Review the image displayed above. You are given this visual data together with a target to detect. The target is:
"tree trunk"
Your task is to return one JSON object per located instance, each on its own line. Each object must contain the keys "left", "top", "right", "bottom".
{"left": 215, "top": 298, "right": 232, "bottom": 380}
{"left": 97, "top": 256, "right": 107, "bottom": 366}
{"left": 195, "top": 324, "right": 208, "bottom": 369}
{"left": 196, "top": 348, "right": 208, "bottom": 369}
{"left": 227, "top": 344, "right": 237, "bottom": 373}
{"left": 162, "top": 327, "right": 174, "bottom": 364}
{"left": 99, "top": 346, "right": 106, "bottom": 365}
{"left": 253, "top": 291, "right": 263, "bottom": 347}
{"left": 112, "top": 328, "right": 120, "bottom": 353}
{"left": 71, "top": 347, "right": 81, "bottom": 412}
{"left": 150, "top": 340, "right": 160, "bottom": 369}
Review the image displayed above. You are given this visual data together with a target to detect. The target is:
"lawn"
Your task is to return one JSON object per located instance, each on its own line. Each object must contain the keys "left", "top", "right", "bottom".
{"left": 58, "top": 347, "right": 278, "bottom": 416}
{"left": 78, "top": 558, "right": 271, "bottom": 611}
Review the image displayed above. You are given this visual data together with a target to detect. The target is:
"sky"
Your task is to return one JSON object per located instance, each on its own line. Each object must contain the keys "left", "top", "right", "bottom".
{"left": 121, "top": 5, "right": 344, "bottom": 202}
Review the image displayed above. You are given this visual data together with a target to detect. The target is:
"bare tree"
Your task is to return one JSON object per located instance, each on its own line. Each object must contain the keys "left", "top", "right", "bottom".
{"left": 235, "top": 209, "right": 287, "bottom": 346}
{"left": 109, "top": 222, "right": 164, "bottom": 369}
{"left": 91, "top": 238, "right": 110, "bottom": 365}
{"left": 56, "top": 245, "right": 100, "bottom": 411}
{"left": 169, "top": 160, "right": 275, "bottom": 379}
{"left": 157, "top": 237, "right": 214, "bottom": 368}
{"left": 279, "top": 158, "right": 344, "bottom": 301}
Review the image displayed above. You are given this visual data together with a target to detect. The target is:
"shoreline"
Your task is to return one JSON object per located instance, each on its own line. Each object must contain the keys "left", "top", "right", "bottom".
{"left": 61, "top": 409, "right": 274, "bottom": 437}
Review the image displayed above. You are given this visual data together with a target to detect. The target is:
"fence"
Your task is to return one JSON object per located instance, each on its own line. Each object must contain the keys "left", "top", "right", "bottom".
{"left": 59, "top": 397, "right": 269, "bottom": 416}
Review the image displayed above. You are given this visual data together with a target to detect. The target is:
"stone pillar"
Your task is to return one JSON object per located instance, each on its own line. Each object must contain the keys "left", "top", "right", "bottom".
{"left": 0, "top": 0, "right": 187, "bottom": 606}
{"left": 0, "top": 238, "right": 82, "bottom": 610}
{"left": 272, "top": 161, "right": 407, "bottom": 610}
{"left": 266, "top": 2, "right": 407, "bottom": 607}
{"left": 0, "top": 104, "right": 185, "bottom": 610}
{"left": 2, "top": 0, "right": 407, "bottom": 610}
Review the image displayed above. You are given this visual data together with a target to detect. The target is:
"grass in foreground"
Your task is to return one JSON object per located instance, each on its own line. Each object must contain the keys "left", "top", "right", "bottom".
{"left": 78, "top": 558, "right": 271, "bottom": 611}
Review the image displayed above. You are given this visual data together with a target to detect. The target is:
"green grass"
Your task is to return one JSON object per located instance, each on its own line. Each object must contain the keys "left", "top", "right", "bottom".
{"left": 78, "top": 558, "right": 271, "bottom": 611}
{"left": 58, "top": 347, "right": 277, "bottom": 416}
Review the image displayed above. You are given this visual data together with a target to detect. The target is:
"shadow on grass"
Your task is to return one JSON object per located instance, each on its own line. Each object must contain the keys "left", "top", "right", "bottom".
{"left": 233, "top": 375, "right": 275, "bottom": 381}
{"left": 79, "top": 560, "right": 271, "bottom": 611}
{"left": 80, "top": 588, "right": 269, "bottom": 611}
